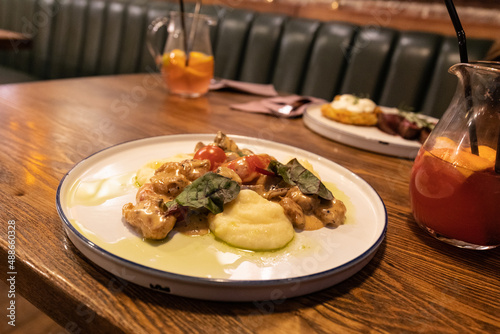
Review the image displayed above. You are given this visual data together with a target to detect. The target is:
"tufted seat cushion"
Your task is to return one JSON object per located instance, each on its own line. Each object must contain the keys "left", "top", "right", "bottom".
{"left": 0, "top": 0, "right": 494, "bottom": 118}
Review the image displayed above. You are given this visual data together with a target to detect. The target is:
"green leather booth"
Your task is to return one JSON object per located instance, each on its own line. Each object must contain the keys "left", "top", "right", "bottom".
{"left": 0, "top": 0, "right": 494, "bottom": 118}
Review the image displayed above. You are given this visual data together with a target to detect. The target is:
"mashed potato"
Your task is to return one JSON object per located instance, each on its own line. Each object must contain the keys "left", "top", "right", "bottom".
{"left": 208, "top": 189, "right": 294, "bottom": 251}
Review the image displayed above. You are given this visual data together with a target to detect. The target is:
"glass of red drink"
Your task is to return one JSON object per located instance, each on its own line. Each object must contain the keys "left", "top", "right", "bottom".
{"left": 410, "top": 62, "right": 500, "bottom": 250}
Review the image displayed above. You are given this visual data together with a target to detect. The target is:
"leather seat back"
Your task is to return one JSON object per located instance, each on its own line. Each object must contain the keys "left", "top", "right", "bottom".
{"left": 301, "top": 21, "right": 357, "bottom": 99}
{"left": 213, "top": 9, "right": 255, "bottom": 79}
{"left": 420, "top": 36, "right": 493, "bottom": 117}
{"left": 271, "top": 18, "right": 321, "bottom": 94}
{"left": 0, "top": 0, "right": 494, "bottom": 118}
{"left": 238, "top": 13, "right": 287, "bottom": 84}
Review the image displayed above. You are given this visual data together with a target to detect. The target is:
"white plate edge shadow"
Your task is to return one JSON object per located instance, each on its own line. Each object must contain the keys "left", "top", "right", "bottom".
{"left": 56, "top": 133, "right": 388, "bottom": 301}
{"left": 303, "top": 105, "right": 437, "bottom": 159}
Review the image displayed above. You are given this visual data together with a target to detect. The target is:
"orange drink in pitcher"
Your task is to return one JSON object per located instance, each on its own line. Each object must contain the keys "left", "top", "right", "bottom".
{"left": 161, "top": 49, "right": 213, "bottom": 97}
{"left": 148, "top": 12, "right": 215, "bottom": 98}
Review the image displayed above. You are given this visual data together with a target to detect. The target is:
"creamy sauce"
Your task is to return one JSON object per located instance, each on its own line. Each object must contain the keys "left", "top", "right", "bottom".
{"left": 67, "top": 156, "right": 353, "bottom": 266}
{"left": 67, "top": 167, "right": 353, "bottom": 225}
{"left": 71, "top": 220, "right": 319, "bottom": 279}
{"left": 303, "top": 215, "right": 325, "bottom": 230}
{"left": 324, "top": 181, "right": 355, "bottom": 225}
{"left": 68, "top": 172, "right": 137, "bottom": 207}
{"left": 68, "top": 154, "right": 194, "bottom": 208}
{"left": 174, "top": 213, "right": 210, "bottom": 235}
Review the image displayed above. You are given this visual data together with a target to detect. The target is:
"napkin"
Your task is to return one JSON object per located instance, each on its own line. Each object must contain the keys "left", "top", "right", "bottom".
{"left": 209, "top": 79, "right": 278, "bottom": 97}
{"left": 230, "top": 95, "right": 327, "bottom": 118}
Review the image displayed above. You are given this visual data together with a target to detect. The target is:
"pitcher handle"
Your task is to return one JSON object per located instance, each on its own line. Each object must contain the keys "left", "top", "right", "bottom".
{"left": 147, "top": 17, "right": 169, "bottom": 66}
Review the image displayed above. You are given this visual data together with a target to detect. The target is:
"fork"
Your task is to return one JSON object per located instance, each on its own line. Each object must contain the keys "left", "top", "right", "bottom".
{"left": 272, "top": 98, "right": 311, "bottom": 117}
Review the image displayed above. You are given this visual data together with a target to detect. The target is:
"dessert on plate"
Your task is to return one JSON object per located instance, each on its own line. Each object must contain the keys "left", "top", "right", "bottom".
{"left": 321, "top": 94, "right": 381, "bottom": 126}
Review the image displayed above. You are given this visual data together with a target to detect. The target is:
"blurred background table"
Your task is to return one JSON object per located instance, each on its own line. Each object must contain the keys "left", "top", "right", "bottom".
{"left": 0, "top": 29, "right": 32, "bottom": 50}
{"left": 0, "top": 74, "right": 498, "bottom": 333}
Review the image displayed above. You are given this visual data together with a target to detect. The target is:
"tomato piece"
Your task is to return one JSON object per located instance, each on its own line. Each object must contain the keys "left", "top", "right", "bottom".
{"left": 193, "top": 145, "right": 226, "bottom": 170}
{"left": 245, "top": 154, "right": 274, "bottom": 176}
{"left": 224, "top": 154, "right": 273, "bottom": 183}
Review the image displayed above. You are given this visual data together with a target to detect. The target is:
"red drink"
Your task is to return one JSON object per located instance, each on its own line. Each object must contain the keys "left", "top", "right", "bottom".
{"left": 410, "top": 139, "right": 500, "bottom": 248}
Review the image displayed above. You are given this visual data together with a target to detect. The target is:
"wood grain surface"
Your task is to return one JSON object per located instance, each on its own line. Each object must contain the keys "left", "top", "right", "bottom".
{"left": 0, "top": 74, "right": 498, "bottom": 334}
{"left": 0, "top": 29, "right": 32, "bottom": 51}
{"left": 0, "top": 281, "right": 63, "bottom": 333}
{"left": 188, "top": 0, "right": 500, "bottom": 40}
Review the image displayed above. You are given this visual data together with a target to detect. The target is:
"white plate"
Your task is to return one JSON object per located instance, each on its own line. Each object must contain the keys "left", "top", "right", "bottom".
{"left": 56, "top": 134, "right": 387, "bottom": 301}
{"left": 304, "top": 105, "right": 438, "bottom": 159}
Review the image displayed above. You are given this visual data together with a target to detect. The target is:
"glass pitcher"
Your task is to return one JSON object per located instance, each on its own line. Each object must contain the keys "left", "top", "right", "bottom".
{"left": 410, "top": 61, "right": 500, "bottom": 250}
{"left": 147, "top": 12, "right": 215, "bottom": 98}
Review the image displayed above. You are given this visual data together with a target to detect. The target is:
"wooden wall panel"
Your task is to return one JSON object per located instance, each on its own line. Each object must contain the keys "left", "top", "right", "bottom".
{"left": 176, "top": 0, "right": 500, "bottom": 41}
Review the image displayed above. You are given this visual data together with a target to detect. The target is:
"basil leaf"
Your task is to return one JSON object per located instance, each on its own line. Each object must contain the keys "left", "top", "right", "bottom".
{"left": 164, "top": 172, "right": 240, "bottom": 214}
{"left": 268, "top": 159, "right": 333, "bottom": 200}
{"left": 268, "top": 160, "right": 295, "bottom": 185}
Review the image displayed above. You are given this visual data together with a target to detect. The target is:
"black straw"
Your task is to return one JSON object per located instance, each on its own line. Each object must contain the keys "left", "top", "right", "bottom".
{"left": 444, "top": 0, "right": 468, "bottom": 63}
{"left": 444, "top": 0, "right": 479, "bottom": 155}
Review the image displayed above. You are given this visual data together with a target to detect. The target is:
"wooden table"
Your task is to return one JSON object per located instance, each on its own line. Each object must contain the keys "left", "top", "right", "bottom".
{"left": 0, "top": 74, "right": 498, "bottom": 333}
{"left": 0, "top": 29, "right": 32, "bottom": 50}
